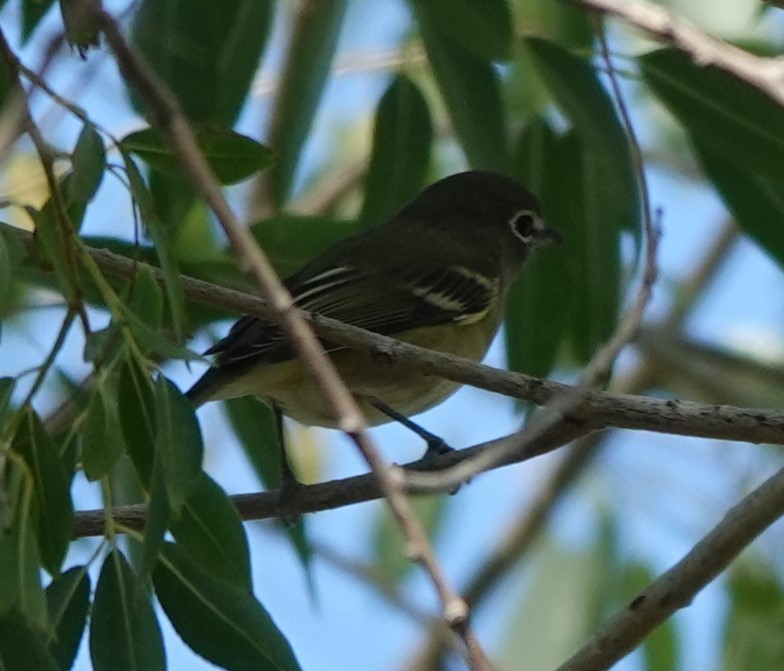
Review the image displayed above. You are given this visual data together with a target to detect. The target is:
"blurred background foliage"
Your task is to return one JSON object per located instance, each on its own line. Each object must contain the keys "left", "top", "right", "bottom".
{"left": 1, "top": 0, "right": 784, "bottom": 669}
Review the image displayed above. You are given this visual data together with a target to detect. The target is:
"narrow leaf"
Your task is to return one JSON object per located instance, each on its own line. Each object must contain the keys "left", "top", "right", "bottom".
{"left": 0, "top": 228, "right": 24, "bottom": 317}
{"left": 117, "top": 356, "right": 156, "bottom": 488}
{"left": 154, "top": 377, "right": 203, "bottom": 512}
{"left": 154, "top": 543, "right": 301, "bottom": 671}
{"left": 21, "top": 0, "right": 55, "bottom": 41}
{"left": 506, "top": 118, "right": 571, "bottom": 377}
{"left": 0, "top": 616, "right": 59, "bottom": 671}
{"left": 140, "top": 454, "right": 171, "bottom": 579}
{"left": 360, "top": 75, "right": 433, "bottom": 227}
{"left": 45, "top": 566, "right": 91, "bottom": 671}
{"left": 121, "top": 152, "right": 186, "bottom": 342}
{"left": 81, "top": 387, "right": 126, "bottom": 481}
{"left": 222, "top": 397, "right": 313, "bottom": 577}
{"left": 130, "top": 0, "right": 273, "bottom": 126}
{"left": 121, "top": 127, "right": 274, "bottom": 185}
{"left": 0, "top": 517, "right": 47, "bottom": 627}
{"left": 639, "top": 48, "right": 784, "bottom": 179}
{"left": 12, "top": 410, "right": 74, "bottom": 575}
{"left": 372, "top": 496, "right": 446, "bottom": 585}
{"left": 90, "top": 549, "right": 165, "bottom": 671}
{"left": 30, "top": 201, "right": 82, "bottom": 305}
{"left": 409, "top": 0, "right": 512, "bottom": 61}
{"left": 694, "top": 142, "right": 784, "bottom": 270}
{"left": 416, "top": 18, "right": 508, "bottom": 170}
{"left": 526, "top": 37, "right": 639, "bottom": 235}
{"left": 0, "top": 377, "right": 14, "bottom": 428}
{"left": 171, "top": 473, "right": 252, "bottom": 592}
{"left": 69, "top": 123, "right": 106, "bottom": 204}
{"left": 622, "top": 562, "right": 679, "bottom": 671}
{"left": 250, "top": 215, "right": 357, "bottom": 278}
{"left": 127, "top": 264, "right": 164, "bottom": 332}
{"left": 557, "top": 132, "right": 621, "bottom": 361}
{"left": 263, "top": 0, "right": 348, "bottom": 207}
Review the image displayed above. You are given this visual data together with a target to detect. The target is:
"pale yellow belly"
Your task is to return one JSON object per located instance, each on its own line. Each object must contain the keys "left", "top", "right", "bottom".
{"left": 212, "top": 318, "right": 498, "bottom": 428}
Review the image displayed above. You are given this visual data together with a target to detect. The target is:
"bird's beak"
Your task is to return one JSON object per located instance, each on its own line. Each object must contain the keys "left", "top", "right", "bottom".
{"left": 535, "top": 220, "right": 562, "bottom": 247}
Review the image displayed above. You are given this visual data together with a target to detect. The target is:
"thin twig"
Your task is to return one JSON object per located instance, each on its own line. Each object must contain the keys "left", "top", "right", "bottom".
{"left": 555, "top": 465, "right": 784, "bottom": 671}
{"left": 561, "top": 0, "right": 784, "bottom": 107}
{"left": 405, "top": 18, "right": 661, "bottom": 493}
{"left": 401, "top": 213, "right": 745, "bottom": 671}
{"left": 0, "top": 28, "right": 88, "bottom": 332}
{"left": 94, "top": 11, "right": 482, "bottom": 662}
{"left": 8, "top": 222, "right": 784, "bottom": 446}
{"left": 311, "top": 539, "right": 452, "bottom": 640}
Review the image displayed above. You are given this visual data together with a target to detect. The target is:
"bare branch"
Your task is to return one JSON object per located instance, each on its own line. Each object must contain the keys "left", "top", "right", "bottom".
{"left": 7, "top": 222, "right": 784, "bottom": 448}
{"left": 555, "top": 465, "right": 784, "bottom": 671}
{"left": 562, "top": 0, "right": 784, "bottom": 107}
{"left": 93, "top": 12, "right": 483, "bottom": 660}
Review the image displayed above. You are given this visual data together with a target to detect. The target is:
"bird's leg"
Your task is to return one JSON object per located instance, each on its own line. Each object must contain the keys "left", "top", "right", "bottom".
{"left": 364, "top": 397, "right": 453, "bottom": 460}
{"left": 273, "top": 404, "right": 304, "bottom": 521}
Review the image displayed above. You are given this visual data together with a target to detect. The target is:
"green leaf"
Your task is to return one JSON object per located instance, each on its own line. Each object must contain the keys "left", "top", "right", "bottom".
{"left": 409, "top": 0, "right": 512, "bottom": 61}
{"left": 526, "top": 38, "right": 639, "bottom": 236}
{"left": 416, "top": 18, "right": 508, "bottom": 170}
{"left": 171, "top": 473, "right": 252, "bottom": 592}
{"left": 45, "top": 566, "right": 91, "bottom": 671}
{"left": 21, "top": 0, "right": 55, "bottom": 42}
{"left": 720, "top": 563, "right": 784, "bottom": 671}
{"left": 515, "top": 0, "right": 593, "bottom": 50}
{"left": 693, "top": 142, "right": 784, "bottom": 270}
{"left": 221, "top": 398, "right": 313, "bottom": 576}
{"left": 130, "top": 0, "right": 274, "bottom": 126}
{"left": 263, "top": 0, "right": 348, "bottom": 207}
{"left": 154, "top": 377, "right": 203, "bottom": 513}
{"left": 59, "top": 0, "right": 100, "bottom": 56}
{"left": 140, "top": 453, "right": 171, "bottom": 579}
{"left": 372, "top": 496, "right": 446, "bottom": 585}
{"left": 81, "top": 387, "right": 126, "bottom": 481}
{"left": 0, "top": 227, "right": 24, "bottom": 317}
{"left": 89, "top": 549, "right": 166, "bottom": 671}
{"left": 121, "top": 127, "right": 275, "bottom": 185}
{"left": 0, "top": 377, "right": 14, "bottom": 429}
{"left": 506, "top": 117, "right": 571, "bottom": 377}
{"left": 121, "top": 152, "right": 186, "bottom": 342}
{"left": 30, "top": 199, "right": 82, "bottom": 305}
{"left": 69, "top": 123, "right": 106, "bottom": 205}
{"left": 117, "top": 356, "right": 156, "bottom": 488}
{"left": 127, "top": 264, "right": 164, "bottom": 331}
{"left": 558, "top": 132, "right": 621, "bottom": 362}
{"left": 154, "top": 542, "right": 301, "bottom": 671}
{"left": 621, "top": 562, "right": 679, "bottom": 671}
{"left": 250, "top": 215, "right": 358, "bottom": 278}
{"left": 0, "top": 517, "right": 47, "bottom": 628}
{"left": 0, "top": 616, "right": 59, "bottom": 671}
{"left": 360, "top": 75, "right": 433, "bottom": 227}
{"left": 223, "top": 397, "right": 280, "bottom": 490}
{"left": 12, "top": 410, "right": 74, "bottom": 575}
{"left": 639, "top": 48, "right": 784, "bottom": 179}
{"left": 119, "top": 302, "right": 203, "bottom": 362}
{"left": 500, "top": 538, "right": 604, "bottom": 669}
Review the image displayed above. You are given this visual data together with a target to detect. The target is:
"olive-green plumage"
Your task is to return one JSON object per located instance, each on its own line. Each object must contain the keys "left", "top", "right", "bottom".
{"left": 186, "top": 170, "right": 559, "bottom": 427}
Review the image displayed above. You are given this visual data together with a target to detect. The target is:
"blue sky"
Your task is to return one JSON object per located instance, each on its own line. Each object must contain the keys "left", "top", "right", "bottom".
{"left": 2, "top": 1, "right": 784, "bottom": 670}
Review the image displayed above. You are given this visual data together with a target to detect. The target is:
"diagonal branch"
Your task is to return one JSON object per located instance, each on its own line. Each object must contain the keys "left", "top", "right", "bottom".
{"left": 8, "top": 222, "right": 784, "bottom": 447}
{"left": 555, "top": 465, "right": 784, "bottom": 671}
{"left": 92, "top": 12, "right": 484, "bottom": 663}
{"left": 562, "top": 0, "right": 784, "bottom": 107}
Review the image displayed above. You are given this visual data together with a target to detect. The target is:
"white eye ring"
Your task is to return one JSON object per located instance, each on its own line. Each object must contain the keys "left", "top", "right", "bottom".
{"left": 509, "top": 209, "right": 540, "bottom": 242}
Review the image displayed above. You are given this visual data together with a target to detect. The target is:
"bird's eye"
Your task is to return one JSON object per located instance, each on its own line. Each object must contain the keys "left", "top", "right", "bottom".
{"left": 509, "top": 210, "right": 538, "bottom": 241}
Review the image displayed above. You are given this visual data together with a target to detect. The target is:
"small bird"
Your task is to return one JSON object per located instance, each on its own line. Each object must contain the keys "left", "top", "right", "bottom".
{"left": 187, "top": 170, "right": 559, "bottom": 463}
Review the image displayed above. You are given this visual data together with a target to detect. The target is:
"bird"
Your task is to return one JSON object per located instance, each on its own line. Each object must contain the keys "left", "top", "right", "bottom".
{"left": 186, "top": 170, "right": 560, "bottom": 470}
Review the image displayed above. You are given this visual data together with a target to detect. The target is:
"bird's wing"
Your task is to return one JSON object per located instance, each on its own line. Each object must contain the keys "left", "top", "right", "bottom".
{"left": 205, "top": 261, "right": 498, "bottom": 366}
